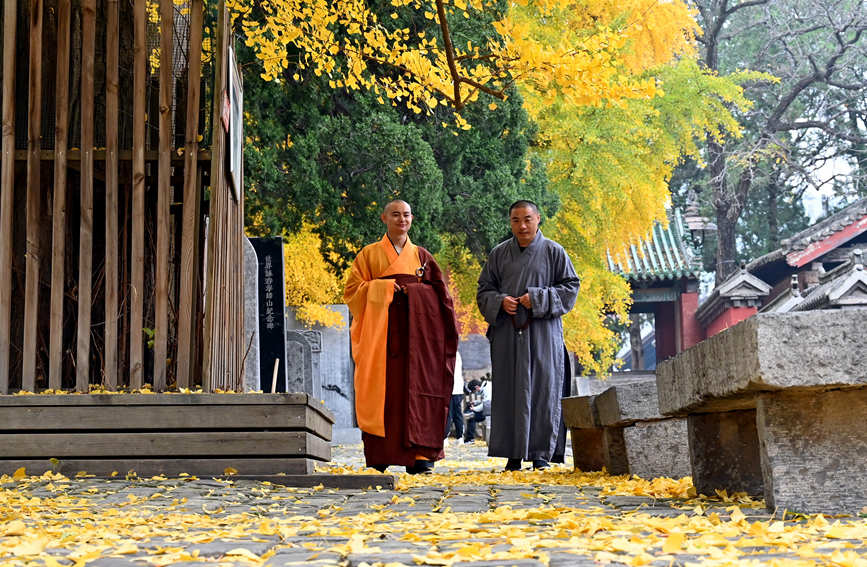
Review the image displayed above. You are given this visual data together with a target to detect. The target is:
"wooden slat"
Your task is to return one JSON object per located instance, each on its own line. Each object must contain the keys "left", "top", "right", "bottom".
{"left": 0, "top": 458, "right": 316, "bottom": 477}
{"left": 153, "top": 0, "right": 173, "bottom": 391}
{"left": 104, "top": 0, "right": 120, "bottom": 390}
{"left": 202, "top": 0, "right": 228, "bottom": 392}
{"left": 0, "top": 431, "right": 331, "bottom": 460}
{"left": 13, "top": 148, "right": 212, "bottom": 162}
{"left": 0, "top": 0, "right": 18, "bottom": 394}
{"left": 130, "top": 0, "right": 147, "bottom": 390}
{"left": 48, "top": 0, "right": 71, "bottom": 390}
{"left": 0, "top": 391, "right": 318, "bottom": 406}
{"left": 0, "top": 405, "right": 332, "bottom": 437}
{"left": 76, "top": 0, "right": 96, "bottom": 392}
{"left": 22, "top": 0, "right": 44, "bottom": 393}
{"left": 175, "top": 0, "right": 204, "bottom": 389}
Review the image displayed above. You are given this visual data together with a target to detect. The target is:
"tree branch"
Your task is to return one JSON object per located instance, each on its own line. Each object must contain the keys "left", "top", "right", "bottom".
{"left": 774, "top": 120, "right": 867, "bottom": 144}
{"left": 722, "top": 0, "right": 768, "bottom": 18}
{"left": 435, "top": 0, "right": 463, "bottom": 109}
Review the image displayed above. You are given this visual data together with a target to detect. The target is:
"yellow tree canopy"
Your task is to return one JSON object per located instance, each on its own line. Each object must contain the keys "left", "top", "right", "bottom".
{"left": 234, "top": 0, "right": 692, "bottom": 116}
{"left": 282, "top": 225, "right": 348, "bottom": 329}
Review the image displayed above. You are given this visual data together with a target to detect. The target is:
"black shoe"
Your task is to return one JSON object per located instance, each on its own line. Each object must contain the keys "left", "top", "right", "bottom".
{"left": 406, "top": 460, "right": 433, "bottom": 475}
{"left": 372, "top": 465, "right": 388, "bottom": 473}
{"left": 533, "top": 459, "right": 550, "bottom": 470}
{"left": 464, "top": 439, "right": 475, "bottom": 445}
{"left": 505, "top": 459, "right": 523, "bottom": 471}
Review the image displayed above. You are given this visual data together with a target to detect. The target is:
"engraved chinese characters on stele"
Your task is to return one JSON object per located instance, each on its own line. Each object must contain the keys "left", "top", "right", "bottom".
{"left": 249, "top": 237, "right": 288, "bottom": 392}
{"left": 264, "top": 255, "right": 275, "bottom": 330}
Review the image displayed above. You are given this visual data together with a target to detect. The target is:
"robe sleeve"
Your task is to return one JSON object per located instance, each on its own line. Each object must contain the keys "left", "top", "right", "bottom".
{"left": 527, "top": 246, "right": 580, "bottom": 319}
{"left": 476, "top": 249, "right": 509, "bottom": 327}
{"left": 344, "top": 249, "right": 394, "bottom": 322}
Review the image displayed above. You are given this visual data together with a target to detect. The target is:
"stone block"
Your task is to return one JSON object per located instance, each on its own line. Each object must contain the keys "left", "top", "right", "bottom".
{"left": 602, "top": 427, "right": 629, "bottom": 475}
{"left": 242, "top": 237, "right": 261, "bottom": 392}
{"left": 656, "top": 309, "right": 867, "bottom": 415}
{"left": 286, "top": 305, "right": 355, "bottom": 428}
{"left": 286, "top": 330, "right": 319, "bottom": 397}
{"left": 596, "top": 380, "right": 664, "bottom": 427}
{"left": 562, "top": 395, "right": 601, "bottom": 429}
{"left": 687, "top": 410, "right": 763, "bottom": 497}
{"left": 623, "top": 418, "right": 690, "bottom": 480}
{"left": 569, "top": 428, "right": 604, "bottom": 472}
{"left": 757, "top": 388, "right": 867, "bottom": 515}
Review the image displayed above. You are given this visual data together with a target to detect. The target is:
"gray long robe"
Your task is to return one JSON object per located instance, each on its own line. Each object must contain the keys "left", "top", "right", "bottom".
{"left": 477, "top": 231, "right": 580, "bottom": 461}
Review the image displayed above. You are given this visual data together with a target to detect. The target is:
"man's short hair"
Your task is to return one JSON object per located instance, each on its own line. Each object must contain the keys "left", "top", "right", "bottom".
{"left": 509, "top": 200, "right": 539, "bottom": 215}
{"left": 467, "top": 379, "right": 483, "bottom": 391}
{"left": 383, "top": 199, "right": 411, "bottom": 214}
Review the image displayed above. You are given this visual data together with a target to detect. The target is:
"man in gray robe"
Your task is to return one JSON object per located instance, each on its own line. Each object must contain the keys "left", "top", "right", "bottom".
{"left": 477, "top": 200, "right": 580, "bottom": 471}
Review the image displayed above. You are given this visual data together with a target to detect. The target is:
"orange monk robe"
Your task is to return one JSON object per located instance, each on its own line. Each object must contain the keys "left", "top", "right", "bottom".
{"left": 344, "top": 235, "right": 422, "bottom": 437}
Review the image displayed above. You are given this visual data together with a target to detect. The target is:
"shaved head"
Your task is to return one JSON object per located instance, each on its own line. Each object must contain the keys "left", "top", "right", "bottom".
{"left": 509, "top": 200, "right": 539, "bottom": 216}
{"left": 383, "top": 199, "right": 411, "bottom": 215}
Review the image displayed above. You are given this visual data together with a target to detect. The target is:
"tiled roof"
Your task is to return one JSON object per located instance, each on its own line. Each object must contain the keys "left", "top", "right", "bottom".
{"left": 607, "top": 209, "right": 704, "bottom": 282}
{"left": 746, "top": 196, "right": 867, "bottom": 272}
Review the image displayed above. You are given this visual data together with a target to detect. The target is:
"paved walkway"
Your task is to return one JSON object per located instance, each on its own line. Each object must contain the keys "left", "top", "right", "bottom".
{"left": 1, "top": 441, "right": 865, "bottom": 567}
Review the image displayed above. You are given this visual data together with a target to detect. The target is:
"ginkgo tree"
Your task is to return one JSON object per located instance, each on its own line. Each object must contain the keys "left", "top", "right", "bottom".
{"left": 233, "top": 0, "right": 683, "bottom": 119}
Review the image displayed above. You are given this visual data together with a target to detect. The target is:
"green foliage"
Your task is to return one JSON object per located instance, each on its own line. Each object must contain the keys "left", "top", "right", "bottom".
{"left": 241, "top": 40, "right": 554, "bottom": 270}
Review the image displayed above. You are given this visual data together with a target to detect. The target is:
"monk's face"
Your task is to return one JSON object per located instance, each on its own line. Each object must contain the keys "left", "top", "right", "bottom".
{"left": 510, "top": 206, "right": 540, "bottom": 247}
{"left": 381, "top": 202, "right": 413, "bottom": 236}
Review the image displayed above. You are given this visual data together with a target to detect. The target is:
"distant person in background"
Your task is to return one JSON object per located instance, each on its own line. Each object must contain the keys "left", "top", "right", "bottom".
{"left": 477, "top": 200, "right": 580, "bottom": 471}
{"left": 445, "top": 351, "right": 465, "bottom": 445}
{"left": 344, "top": 200, "right": 459, "bottom": 474}
{"left": 463, "top": 379, "right": 490, "bottom": 444}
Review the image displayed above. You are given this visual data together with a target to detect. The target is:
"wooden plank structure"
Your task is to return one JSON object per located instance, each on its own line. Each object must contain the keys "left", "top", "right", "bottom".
{"left": 0, "top": 394, "right": 335, "bottom": 477}
{"left": 0, "top": 0, "right": 245, "bottom": 394}
{"left": 0, "top": 0, "right": 352, "bottom": 483}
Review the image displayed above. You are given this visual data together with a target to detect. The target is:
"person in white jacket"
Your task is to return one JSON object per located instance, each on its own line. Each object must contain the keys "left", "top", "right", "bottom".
{"left": 444, "top": 352, "right": 465, "bottom": 445}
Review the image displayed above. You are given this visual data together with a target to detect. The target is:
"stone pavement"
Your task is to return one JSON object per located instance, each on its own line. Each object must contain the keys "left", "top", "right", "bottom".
{"left": 2, "top": 440, "right": 867, "bottom": 567}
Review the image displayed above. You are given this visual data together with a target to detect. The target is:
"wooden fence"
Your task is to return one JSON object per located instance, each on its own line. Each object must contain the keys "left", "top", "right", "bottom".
{"left": 0, "top": 0, "right": 245, "bottom": 393}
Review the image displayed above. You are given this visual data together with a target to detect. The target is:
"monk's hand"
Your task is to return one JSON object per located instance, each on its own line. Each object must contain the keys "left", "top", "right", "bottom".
{"left": 393, "top": 282, "right": 402, "bottom": 293}
{"left": 518, "top": 293, "right": 532, "bottom": 309}
{"left": 502, "top": 296, "right": 519, "bottom": 315}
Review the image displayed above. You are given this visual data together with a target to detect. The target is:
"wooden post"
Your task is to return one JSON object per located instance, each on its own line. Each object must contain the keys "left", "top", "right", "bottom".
{"left": 176, "top": 0, "right": 204, "bottom": 389}
{"left": 104, "top": 0, "right": 120, "bottom": 390}
{"left": 48, "top": 0, "right": 71, "bottom": 390}
{"left": 130, "top": 0, "right": 147, "bottom": 390}
{"left": 0, "top": 0, "right": 17, "bottom": 394}
{"left": 154, "top": 0, "right": 173, "bottom": 392}
{"left": 202, "top": 0, "right": 228, "bottom": 393}
{"left": 76, "top": 0, "right": 96, "bottom": 392}
{"left": 23, "top": 0, "right": 44, "bottom": 392}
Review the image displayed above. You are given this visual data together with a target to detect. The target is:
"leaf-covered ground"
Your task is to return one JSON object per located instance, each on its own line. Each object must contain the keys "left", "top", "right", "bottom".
{"left": 1, "top": 442, "right": 866, "bottom": 567}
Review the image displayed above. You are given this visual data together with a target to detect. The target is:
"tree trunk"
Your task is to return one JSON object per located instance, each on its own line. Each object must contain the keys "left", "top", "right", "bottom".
{"left": 767, "top": 177, "right": 779, "bottom": 250}
{"left": 628, "top": 313, "right": 644, "bottom": 371}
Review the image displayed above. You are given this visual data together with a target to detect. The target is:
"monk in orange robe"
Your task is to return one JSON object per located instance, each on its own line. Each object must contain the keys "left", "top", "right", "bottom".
{"left": 344, "top": 200, "right": 458, "bottom": 474}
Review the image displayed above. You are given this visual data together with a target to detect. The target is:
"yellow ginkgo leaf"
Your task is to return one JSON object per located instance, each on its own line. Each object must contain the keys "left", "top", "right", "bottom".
{"left": 662, "top": 532, "right": 685, "bottom": 554}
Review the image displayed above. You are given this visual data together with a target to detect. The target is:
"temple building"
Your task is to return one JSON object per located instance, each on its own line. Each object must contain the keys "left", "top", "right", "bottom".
{"left": 698, "top": 196, "right": 867, "bottom": 334}
{"left": 607, "top": 208, "right": 704, "bottom": 371}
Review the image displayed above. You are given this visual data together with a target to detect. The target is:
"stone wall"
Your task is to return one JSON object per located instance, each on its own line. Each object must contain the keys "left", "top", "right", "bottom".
{"left": 458, "top": 333, "right": 491, "bottom": 381}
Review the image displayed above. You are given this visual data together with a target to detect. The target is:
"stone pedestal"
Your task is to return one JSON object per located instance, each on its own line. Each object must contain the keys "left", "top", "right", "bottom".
{"left": 656, "top": 309, "right": 867, "bottom": 512}
{"left": 561, "top": 394, "right": 631, "bottom": 476}
{"left": 623, "top": 418, "right": 689, "bottom": 480}
{"left": 596, "top": 380, "right": 691, "bottom": 480}
{"left": 242, "top": 238, "right": 261, "bottom": 392}
{"left": 687, "top": 410, "right": 763, "bottom": 497}
{"left": 758, "top": 389, "right": 867, "bottom": 515}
